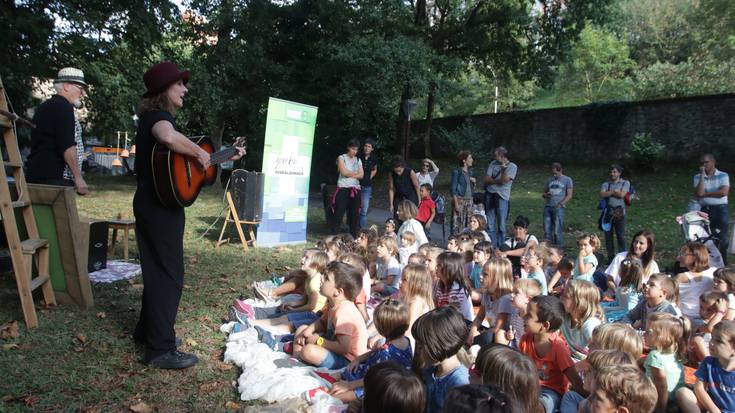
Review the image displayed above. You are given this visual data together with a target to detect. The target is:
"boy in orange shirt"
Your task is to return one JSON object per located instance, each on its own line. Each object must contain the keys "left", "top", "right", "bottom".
{"left": 294, "top": 262, "right": 368, "bottom": 368}
{"left": 519, "top": 295, "right": 585, "bottom": 413}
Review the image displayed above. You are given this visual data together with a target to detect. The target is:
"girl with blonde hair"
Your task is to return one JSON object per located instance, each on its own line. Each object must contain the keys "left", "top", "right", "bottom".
{"left": 560, "top": 280, "right": 605, "bottom": 362}
{"left": 468, "top": 257, "right": 514, "bottom": 346}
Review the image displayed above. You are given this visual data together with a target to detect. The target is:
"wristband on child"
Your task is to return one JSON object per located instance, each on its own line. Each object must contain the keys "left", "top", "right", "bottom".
{"left": 316, "top": 337, "right": 325, "bottom": 346}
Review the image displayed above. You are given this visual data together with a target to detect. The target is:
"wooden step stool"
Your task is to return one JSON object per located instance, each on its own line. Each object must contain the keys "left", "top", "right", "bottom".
{"left": 108, "top": 219, "right": 136, "bottom": 260}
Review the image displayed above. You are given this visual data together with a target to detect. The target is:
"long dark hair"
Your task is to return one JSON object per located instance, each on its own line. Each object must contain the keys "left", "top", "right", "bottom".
{"left": 436, "top": 251, "right": 472, "bottom": 295}
{"left": 627, "top": 230, "right": 655, "bottom": 271}
{"left": 136, "top": 89, "right": 174, "bottom": 117}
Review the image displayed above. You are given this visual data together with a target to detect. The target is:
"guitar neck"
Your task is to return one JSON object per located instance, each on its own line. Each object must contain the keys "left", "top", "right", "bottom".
{"left": 209, "top": 147, "right": 238, "bottom": 166}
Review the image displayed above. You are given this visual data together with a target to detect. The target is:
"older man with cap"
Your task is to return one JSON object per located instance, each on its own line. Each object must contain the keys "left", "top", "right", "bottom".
{"left": 26, "top": 67, "right": 89, "bottom": 195}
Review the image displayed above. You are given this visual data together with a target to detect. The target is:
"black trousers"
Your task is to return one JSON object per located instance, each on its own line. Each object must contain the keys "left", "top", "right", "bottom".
{"left": 133, "top": 187, "right": 185, "bottom": 361}
{"left": 331, "top": 187, "right": 361, "bottom": 237}
{"left": 604, "top": 215, "right": 626, "bottom": 264}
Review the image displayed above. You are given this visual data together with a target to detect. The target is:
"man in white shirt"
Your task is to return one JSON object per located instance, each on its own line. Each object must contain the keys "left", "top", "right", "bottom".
{"left": 691, "top": 153, "right": 730, "bottom": 264}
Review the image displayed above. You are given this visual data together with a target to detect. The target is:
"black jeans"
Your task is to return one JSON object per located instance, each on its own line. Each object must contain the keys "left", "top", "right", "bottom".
{"left": 331, "top": 187, "right": 361, "bottom": 237}
{"left": 604, "top": 215, "right": 626, "bottom": 264}
{"left": 702, "top": 204, "right": 730, "bottom": 265}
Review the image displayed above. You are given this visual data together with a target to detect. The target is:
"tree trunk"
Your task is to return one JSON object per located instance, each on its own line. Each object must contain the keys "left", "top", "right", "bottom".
{"left": 395, "top": 84, "right": 411, "bottom": 158}
{"left": 423, "top": 85, "right": 435, "bottom": 158}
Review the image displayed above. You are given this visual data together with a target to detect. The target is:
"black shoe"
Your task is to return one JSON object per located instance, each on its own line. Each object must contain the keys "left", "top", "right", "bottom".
{"left": 134, "top": 335, "right": 183, "bottom": 347}
{"left": 146, "top": 350, "right": 198, "bottom": 369}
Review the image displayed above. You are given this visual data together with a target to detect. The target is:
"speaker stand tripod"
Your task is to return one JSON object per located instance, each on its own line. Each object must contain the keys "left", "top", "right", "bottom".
{"left": 216, "top": 191, "right": 258, "bottom": 252}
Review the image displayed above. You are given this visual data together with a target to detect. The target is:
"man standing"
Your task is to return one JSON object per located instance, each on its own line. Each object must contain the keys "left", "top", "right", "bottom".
{"left": 358, "top": 138, "right": 378, "bottom": 229}
{"left": 600, "top": 164, "right": 629, "bottom": 263}
{"left": 483, "top": 146, "right": 517, "bottom": 248}
{"left": 691, "top": 154, "right": 730, "bottom": 264}
{"left": 542, "top": 162, "right": 573, "bottom": 246}
{"left": 26, "top": 67, "right": 89, "bottom": 195}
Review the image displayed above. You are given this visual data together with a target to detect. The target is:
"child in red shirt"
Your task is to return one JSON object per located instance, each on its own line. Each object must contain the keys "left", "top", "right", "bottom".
{"left": 416, "top": 183, "right": 436, "bottom": 231}
{"left": 518, "top": 295, "right": 585, "bottom": 413}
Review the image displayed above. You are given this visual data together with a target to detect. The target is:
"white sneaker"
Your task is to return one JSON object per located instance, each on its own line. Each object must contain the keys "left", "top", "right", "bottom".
{"left": 253, "top": 284, "right": 274, "bottom": 302}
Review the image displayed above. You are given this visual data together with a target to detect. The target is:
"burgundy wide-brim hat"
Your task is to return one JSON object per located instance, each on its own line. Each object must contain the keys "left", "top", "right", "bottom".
{"left": 142, "top": 61, "right": 190, "bottom": 97}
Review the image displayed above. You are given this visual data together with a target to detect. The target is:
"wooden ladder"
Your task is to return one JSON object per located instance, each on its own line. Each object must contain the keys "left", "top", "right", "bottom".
{"left": 0, "top": 74, "right": 55, "bottom": 328}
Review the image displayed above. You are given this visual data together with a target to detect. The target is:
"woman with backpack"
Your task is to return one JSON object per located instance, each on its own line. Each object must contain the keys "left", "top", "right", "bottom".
{"left": 599, "top": 164, "right": 630, "bottom": 264}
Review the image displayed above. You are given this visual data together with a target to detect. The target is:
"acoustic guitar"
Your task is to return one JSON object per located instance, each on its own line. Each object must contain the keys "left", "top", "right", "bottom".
{"left": 152, "top": 136, "right": 246, "bottom": 208}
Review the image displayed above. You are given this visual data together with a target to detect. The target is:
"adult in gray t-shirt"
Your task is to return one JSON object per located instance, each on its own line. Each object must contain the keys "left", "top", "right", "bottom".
{"left": 600, "top": 164, "right": 630, "bottom": 263}
{"left": 543, "top": 163, "right": 573, "bottom": 246}
{"left": 483, "top": 146, "right": 517, "bottom": 248}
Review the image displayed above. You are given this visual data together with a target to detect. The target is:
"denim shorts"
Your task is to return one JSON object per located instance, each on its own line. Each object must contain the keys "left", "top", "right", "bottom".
{"left": 287, "top": 311, "right": 321, "bottom": 329}
{"left": 318, "top": 349, "right": 350, "bottom": 369}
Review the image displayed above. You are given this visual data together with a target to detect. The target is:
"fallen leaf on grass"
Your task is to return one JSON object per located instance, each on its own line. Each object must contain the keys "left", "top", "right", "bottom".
{"left": 228, "top": 287, "right": 237, "bottom": 293}
{"left": 129, "top": 401, "right": 154, "bottom": 413}
{"left": 24, "top": 395, "right": 39, "bottom": 407}
{"left": 76, "top": 333, "right": 87, "bottom": 343}
{"left": 3, "top": 343, "right": 19, "bottom": 350}
{"left": 198, "top": 381, "right": 221, "bottom": 392}
{"left": 0, "top": 321, "right": 20, "bottom": 339}
{"left": 216, "top": 361, "right": 234, "bottom": 371}
{"left": 96, "top": 312, "right": 106, "bottom": 319}
{"left": 185, "top": 338, "right": 198, "bottom": 347}
{"left": 225, "top": 401, "right": 240, "bottom": 410}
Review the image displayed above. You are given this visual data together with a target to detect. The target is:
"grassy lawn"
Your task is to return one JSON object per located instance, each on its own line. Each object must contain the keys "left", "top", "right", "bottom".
{"left": 0, "top": 162, "right": 731, "bottom": 412}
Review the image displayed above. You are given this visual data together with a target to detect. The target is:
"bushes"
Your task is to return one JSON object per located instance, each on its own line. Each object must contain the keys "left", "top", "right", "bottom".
{"left": 625, "top": 132, "right": 666, "bottom": 172}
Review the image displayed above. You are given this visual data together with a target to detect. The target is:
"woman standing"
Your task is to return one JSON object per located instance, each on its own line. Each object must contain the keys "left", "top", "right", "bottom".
{"left": 132, "top": 62, "right": 244, "bottom": 369}
{"left": 417, "top": 158, "right": 439, "bottom": 187}
{"left": 449, "top": 151, "right": 475, "bottom": 235}
{"left": 331, "top": 139, "right": 363, "bottom": 237}
{"left": 388, "top": 156, "right": 420, "bottom": 224}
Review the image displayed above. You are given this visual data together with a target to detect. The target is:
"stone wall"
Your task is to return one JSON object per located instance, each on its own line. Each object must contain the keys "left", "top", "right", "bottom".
{"left": 413, "top": 94, "right": 735, "bottom": 162}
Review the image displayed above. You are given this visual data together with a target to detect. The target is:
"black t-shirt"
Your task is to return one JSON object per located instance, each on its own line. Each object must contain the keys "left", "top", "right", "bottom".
{"left": 359, "top": 153, "right": 378, "bottom": 187}
{"left": 26, "top": 95, "right": 76, "bottom": 182}
{"left": 134, "top": 110, "right": 177, "bottom": 192}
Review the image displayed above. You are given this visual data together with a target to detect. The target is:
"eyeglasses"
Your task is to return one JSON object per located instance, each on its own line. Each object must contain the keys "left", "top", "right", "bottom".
{"left": 70, "top": 83, "right": 86, "bottom": 94}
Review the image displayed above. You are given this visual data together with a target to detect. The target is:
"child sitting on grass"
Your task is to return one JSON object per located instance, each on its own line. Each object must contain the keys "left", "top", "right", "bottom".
{"left": 372, "top": 235, "right": 401, "bottom": 296}
{"left": 498, "top": 277, "right": 542, "bottom": 347}
{"left": 572, "top": 234, "right": 600, "bottom": 283}
{"left": 412, "top": 307, "right": 470, "bottom": 413}
{"left": 467, "top": 241, "right": 493, "bottom": 303}
{"left": 591, "top": 365, "right": 657, "bottom": 413}
{"left": 621, "top": 273, "right": 679, "bottom": 330}
{"left": 293, "top": 262, "right": 368, "bottom": 369}
{"left": 677, "top": 319, "right": 735, "bottom": 413}
{"left": 524, "top": 245, "right": 549, "bottom": 296}
{"left": 518, "top": 295, "right": 585, "bottom": 413}
{"left": 399, "top": 231, "right": 418, "bottom": 266}
{"left": 326, "top": 299, "right": 413, "bottom": 402}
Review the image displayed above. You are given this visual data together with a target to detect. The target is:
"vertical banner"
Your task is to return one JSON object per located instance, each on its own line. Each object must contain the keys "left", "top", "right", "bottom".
{"left": 256, "top": 97, "right": 318, "bottom": 247}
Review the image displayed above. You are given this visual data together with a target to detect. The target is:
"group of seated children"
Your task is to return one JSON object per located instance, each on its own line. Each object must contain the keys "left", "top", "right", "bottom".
{"left": 230, "top": 225, "right": 735, "bottom": 413}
